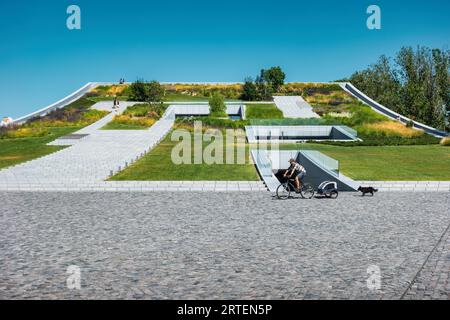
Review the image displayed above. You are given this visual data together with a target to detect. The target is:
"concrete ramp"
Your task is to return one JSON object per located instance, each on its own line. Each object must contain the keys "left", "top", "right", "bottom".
{"left": 297, "top": 151, "right": 358, "bottom": 192}
{"left": 273, "top": 96, "right": 320, "bottom": 118}
{"left": 252, "top": 149, "right": 358, "bottom": 192}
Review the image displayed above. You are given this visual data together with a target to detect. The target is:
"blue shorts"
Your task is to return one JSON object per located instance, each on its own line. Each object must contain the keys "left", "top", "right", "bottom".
{"left": 296, "top": 172, "right": 306, "bottom": 180}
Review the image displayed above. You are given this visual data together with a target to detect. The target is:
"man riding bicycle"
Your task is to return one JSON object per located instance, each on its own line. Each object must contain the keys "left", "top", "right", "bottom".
{"left": 283, "top": 158, "right": 306, "bottom": 192}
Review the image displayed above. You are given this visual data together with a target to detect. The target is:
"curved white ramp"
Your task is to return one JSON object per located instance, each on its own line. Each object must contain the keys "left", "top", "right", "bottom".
{"left": 341, "top": 82, "right": 448, "bottom": 138}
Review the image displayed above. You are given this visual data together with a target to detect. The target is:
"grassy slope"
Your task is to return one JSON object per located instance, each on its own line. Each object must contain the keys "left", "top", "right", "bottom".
{"left": 111, "top": 131, "right": 259, "bottom": 181}
{"left": 0, "top": 127, "right": 82, "bottom": 170}
{"left": 246, "top": 104, "right": 283, "bottom": 119}
{"left": 279, "top": 143, "right": 450, "bottom": 181}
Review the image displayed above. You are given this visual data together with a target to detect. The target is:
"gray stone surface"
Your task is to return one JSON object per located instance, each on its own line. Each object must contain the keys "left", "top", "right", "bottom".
{"left": 403, "top": 223, "right": 450, "bottom": 300}
{"left": 0, "top": 191, "right": 448, "bottom": 300}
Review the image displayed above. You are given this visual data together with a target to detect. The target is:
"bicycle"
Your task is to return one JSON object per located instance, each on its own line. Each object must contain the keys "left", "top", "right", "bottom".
{"left": 276, "top": 178, "right": 315, "bottom": 200}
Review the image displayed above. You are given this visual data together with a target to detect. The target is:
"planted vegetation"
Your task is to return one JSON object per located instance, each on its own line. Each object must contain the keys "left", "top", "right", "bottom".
{"left": 87, "top": 84, "right": 130, "bottom": 101}
{"left": 1, "top": 95, "right": 107, "bottom": 139}
{"left": 102, "top": 103, "right": 168, "bottom": 130}
{"left": 440, "top": 137, "right": 450, "bottom": 146}
{"left": 245, "top": 104, "right": 283, "bottom": 119}
{"left": 348, "top": 46, "right": 449, "bottom": 131}
{"left": 110, "top": 123, "right": 259, "bottom": 181}
{"left": 0, "top": 126, "right": 81, "bottom": 169}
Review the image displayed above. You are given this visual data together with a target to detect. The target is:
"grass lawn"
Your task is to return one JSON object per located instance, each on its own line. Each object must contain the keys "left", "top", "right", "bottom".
{"left": 0, "top": 127, "right": 81, "bottom": 170}
{"left": 279, "top": 143, "right": 450, "bottom": 181}
{"left": 246, "top": 104, "right": 283, "bottom": 119}
{"left": 110, "top": 130, "right": 260, "bottom": 181}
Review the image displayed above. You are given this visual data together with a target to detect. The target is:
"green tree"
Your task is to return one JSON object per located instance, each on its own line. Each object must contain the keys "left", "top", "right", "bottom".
{"left": 146, "top": 81, "right": 164, "bottom": 102}
{"left": 263, "top": 66, "right": 286, "bottom": 92}
{"left": 349, "top": 46, "right": 450, "bottom": 130}
{"left": 209, "top": 92, "right": 226, "bottom": 117}
{"left": 129, "top": 79, "right": 148, "bottom": 101}
{"left": 241, "top": 77, "right": 258, "bottom": 101}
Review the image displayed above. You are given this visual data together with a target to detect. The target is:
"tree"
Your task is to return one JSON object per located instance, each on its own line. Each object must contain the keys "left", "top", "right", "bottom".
{"left": 348, "top": 46, "right": 450, "bottom": 130}
{"left": 263, "top": 66, "right": 286, "bottom": 91}
{"left": 129, "top": 79, "right": 148, "bottom": 101}
{"left": 209, "top": 92, "right": 226, "bottom": 117}
{"left": 241, "top": 77, "right": 258, "bottom": 101}
{"left": 146, "top": 81, "right": 164, "bottom": 102}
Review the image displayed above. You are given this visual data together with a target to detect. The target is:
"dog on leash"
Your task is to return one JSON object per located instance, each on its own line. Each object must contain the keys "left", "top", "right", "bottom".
{"left": 358, "top": 186, "right": 378, "bottom": 196}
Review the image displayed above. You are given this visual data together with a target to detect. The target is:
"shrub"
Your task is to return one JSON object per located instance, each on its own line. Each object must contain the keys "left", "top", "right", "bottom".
{"left": 0, "top": 127, "right": 49, "bottom": 139}
{"left": 129, "top": 80, "right": 164, "bottom": 102}
{"left": 176, "top": 117, "right": 248, "bottom": 129}
{"left": 146, "top": 81, "right": 164, "bottom": 102}
{"left": 209, "top": 92, "right": 227, "bottom": 117}
{"left": 440, "top": 137, "right": 450, "bottom": 146}
{"left": 241, "top": 78, "right": 258, "bottom": 101}
{"left": 129, "top": 79, "right": 148, "bottom": 101}
{"left": 317, "top": 132, "right": 439, "bottom": 147}
{"left": 123, "top": 103, "right": 167, "bottom": 119}
{"left": 110, "top": 115, "right": 156, "bottom": 127}
{"left": 362, "top": 121, "right": 424, "bottom": 138}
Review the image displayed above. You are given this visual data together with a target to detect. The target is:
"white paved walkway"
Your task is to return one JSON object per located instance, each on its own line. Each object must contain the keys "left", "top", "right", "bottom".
{"left": 0, "top": 102, "right": 267, "bottom": 192}
{"left": 273, "top": 96, "right": 320, "bottom": 118}
{"left": 0, "top": 181, "right": 266, "bottom": 192}
{"left": 358, "top": 181, "right": 450, "bottom": 192}
{"left": 0, "top": 102, "right": 174, "bottom": 185}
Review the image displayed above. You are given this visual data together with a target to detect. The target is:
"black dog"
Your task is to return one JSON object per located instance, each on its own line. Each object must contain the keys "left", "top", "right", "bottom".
{"left": 358, "top": 186, "right": 378, "bottom": 196}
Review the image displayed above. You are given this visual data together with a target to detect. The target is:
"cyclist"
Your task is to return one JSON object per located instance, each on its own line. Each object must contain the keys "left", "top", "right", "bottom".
{"left": 283, "top": 158, "right": 306, "bottom": 192}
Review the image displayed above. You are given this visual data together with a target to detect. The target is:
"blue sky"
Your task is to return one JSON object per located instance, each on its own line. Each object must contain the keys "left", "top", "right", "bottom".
{"left": 0, "top": 0, "right": 449, "bottom": 118}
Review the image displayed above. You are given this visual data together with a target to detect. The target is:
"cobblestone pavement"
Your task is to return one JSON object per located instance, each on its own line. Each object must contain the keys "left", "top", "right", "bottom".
{"left": 402, "top": 222, "right": 450, "bottom": 300}
{"left": 0, "top": 191, "right": 448, "bottom": 300}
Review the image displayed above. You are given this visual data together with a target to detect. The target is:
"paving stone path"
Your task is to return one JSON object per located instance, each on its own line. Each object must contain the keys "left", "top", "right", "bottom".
{"left": 359, "top": 181, "right": 450, "bottom": 192}
{"left": 273, "top": 96, "right": 320, "bottom": 118}
{"left": 0, "top": 191, "right": 448, "bottom": 299}
{"left": 402, "top": 223, "right": 450, "bottom": 300}
{"left": 0, "top": 101, "right": 174, "bottom": 184}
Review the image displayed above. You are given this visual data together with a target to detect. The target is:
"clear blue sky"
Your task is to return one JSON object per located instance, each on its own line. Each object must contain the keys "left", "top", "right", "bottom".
{"left": 1, "top": 0, "right": 449, "bottom": 118}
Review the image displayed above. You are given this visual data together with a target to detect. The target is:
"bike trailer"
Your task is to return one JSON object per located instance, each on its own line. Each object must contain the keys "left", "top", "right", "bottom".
{"left": 317, "top": 181, "right": 339, "bottom": 199}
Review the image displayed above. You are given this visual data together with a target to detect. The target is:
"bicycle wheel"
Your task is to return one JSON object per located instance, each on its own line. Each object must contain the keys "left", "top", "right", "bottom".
{"left": 329, "top": 191, "right": 339, "bottom": 199}
{"left": 276, "top": 183, "right": 291, "bottom": 200}
{"left": 300, "top": 183, "right": 315, "bottom": 199}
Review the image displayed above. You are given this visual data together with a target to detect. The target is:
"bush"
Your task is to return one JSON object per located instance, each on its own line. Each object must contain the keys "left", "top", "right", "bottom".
{"left": 209, "top": 92, "right": 227, "bottom": 117}
{"left": 129, "top": 80, "right": 164, "bottom": 102}
{"left": 0, "top": 127, "right": 49, "bottom": 139}
{"left": 123, "top": 103, "right": 167, "bottom": 119}
{"left": 176, "top": 117, "right": 248, "bottom": 129}
{"left": 361, "top": 121, "right": 424, "bottom": 138}
{"left": 241, "top": 78, "right": 258, "bottom": 101}
{"left": 110, "top": 115, "right": 155, "bottom": 127}
{"left": 317, "top": 132, "right": 439, "bottom": 147}
{"left": 440, "top": 137, "right": 450, "bottom": 146}
{"left": 129, "top": 80, "right": 148, "bottom": 101}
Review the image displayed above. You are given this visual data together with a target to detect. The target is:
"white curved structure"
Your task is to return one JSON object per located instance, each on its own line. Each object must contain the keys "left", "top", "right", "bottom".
{"left": 341, "top": 82, "right": 448, "bottom": 138}
{"left": 10, "top": 82, "right": 116, "bottom": 125}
